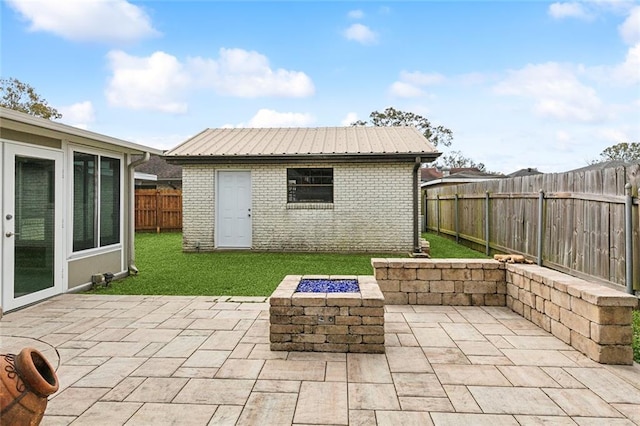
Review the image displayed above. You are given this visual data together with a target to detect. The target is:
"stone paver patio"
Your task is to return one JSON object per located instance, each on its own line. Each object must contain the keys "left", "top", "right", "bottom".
{"left": 1, "top": 294, "right": 639, "bottom": 425}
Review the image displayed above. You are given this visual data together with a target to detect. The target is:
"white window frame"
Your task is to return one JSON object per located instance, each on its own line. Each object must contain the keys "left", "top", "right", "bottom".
{"left": 67, "top": 145, "right": 124, "bottom": 259}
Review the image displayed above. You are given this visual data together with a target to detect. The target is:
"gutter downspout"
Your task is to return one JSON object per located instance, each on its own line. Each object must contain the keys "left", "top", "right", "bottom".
{"left": 128, "top": 152, "right": 151, "bottom": 274}
{"left": 413, "top": 157, "right": 421, "bottom": 254}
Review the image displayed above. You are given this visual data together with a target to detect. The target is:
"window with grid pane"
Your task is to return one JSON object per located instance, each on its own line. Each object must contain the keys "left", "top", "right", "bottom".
{"left": 287, "top": 168, "right": 333, "bottom": 203}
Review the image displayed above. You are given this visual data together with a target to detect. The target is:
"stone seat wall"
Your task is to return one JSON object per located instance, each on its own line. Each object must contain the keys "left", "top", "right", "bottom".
{"left": 371, "top": 258, "right": 639, "bottom": 365}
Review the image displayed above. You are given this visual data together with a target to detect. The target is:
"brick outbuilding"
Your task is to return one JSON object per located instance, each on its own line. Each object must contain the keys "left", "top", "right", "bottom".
{"left": 164, "top": 127, "right": 439, "bottom": 252}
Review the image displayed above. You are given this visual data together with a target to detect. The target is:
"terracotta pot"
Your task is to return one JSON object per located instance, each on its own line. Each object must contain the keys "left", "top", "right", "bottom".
{"left": 0, "top": 347, "right": 59, "bottom": 426}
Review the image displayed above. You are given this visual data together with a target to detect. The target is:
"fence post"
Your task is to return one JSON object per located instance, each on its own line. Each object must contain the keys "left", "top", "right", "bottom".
{"left": 423, "top": 193, "right": 427, "bottom": 233}
{"left": 155, "top": 190, "right": 161, "bottom": 234}
{"left": 436, "top": 194, "right": 440, "bottom": 235}
{"left": 625, "top": 183, "right": 634, "bottom": 294}
{"left": 455, "top": 193, "right": 459, "bottom": 244}
{"left": 537, "top": 189, "right": 544, "bottom": 266}
{"left": 485, "top": 191, "right": 490, "bottom": 256}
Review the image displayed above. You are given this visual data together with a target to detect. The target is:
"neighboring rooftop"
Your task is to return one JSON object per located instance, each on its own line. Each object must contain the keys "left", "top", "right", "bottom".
{"left": 568, "top": 160, "right": 636, "bottom": 173}
{"left": 134, "top": 155, "right": 182, "bottom": 179}
{"left": 421, "top": 167, "right": 486, "bottom": 182}
{"left": 164, "top": 126, "right": 439, "bottom": 162}
{"left": 420, "top": 167, "right": 504, "bottom": 188}
{"left": 507, "top": 167, "right": 543, "bottom": 178}
{"left": 420, "top": 167, "right": 504, "bottom": 182}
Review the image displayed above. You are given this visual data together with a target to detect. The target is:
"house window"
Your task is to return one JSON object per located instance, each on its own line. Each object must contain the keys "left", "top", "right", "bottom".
{"left": 73, "top": 152, "right": 121, "bottom": 251}
{"left": 287, "top": 168, "right": 333, "bottom": 203}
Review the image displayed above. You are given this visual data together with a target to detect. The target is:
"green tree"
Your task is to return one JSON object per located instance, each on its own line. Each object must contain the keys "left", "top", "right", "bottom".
{"left": 352, "top": 107, "right": 491, "bottom": 169}
{"left": 0, "top": 77, "right": 62, "bottom": 119}
{"left": 437, "top": 150, "right": 486, "bottom": 171}
{"left": 597, "top": 142, "right": 640, "bottom": 162}
{"left": 351, "top": 107, "right": 453, "bottom": 147}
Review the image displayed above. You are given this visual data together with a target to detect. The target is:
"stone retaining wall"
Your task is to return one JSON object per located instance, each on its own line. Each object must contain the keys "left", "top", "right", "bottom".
{"left": 270, "top": 275, "right": 385, "bottom": 353}
{"left": 371, "top": 258, "right": 638, "bottom": 365}
{"left": 505, "top": 264, "right": 638, "bottom": 365}
{"left": 372, "top": 259, "right": 506, "bottom": 306}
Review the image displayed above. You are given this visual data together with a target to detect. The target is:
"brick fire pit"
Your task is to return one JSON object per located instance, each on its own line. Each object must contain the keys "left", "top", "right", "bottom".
{"left": 269, "top": 275, "right": 385, "bottom": 353}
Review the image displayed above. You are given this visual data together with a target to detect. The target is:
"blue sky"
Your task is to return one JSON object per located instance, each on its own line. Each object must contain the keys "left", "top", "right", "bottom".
{"left": 2, "top": 0, "right": 639, "bottom": 173}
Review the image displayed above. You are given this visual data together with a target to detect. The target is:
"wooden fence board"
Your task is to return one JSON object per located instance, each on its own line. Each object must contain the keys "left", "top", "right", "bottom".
{"left": 423, "top": 165, "right": 639, "bottom": 291}
{"left": 135, "top": 189, "right": 182, "bottom": 232}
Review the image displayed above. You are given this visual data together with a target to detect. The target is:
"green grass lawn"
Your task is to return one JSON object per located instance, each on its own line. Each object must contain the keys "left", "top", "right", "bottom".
{"left": 90, "top": 233, "right": 401, "bottom": 296}
{"left": 90, "top": 231, "right": 486, "bottom": 297}
{"left": 422, "top": 232, "right": 489, "bottom": 259}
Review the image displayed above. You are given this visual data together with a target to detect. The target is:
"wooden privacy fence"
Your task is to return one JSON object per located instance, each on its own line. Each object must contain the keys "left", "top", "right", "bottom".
{"left": 135, "top": 189, "right": 182, "bottom": 232}
{"left": 424, "top": 165, "right": 640, "bottom": 293}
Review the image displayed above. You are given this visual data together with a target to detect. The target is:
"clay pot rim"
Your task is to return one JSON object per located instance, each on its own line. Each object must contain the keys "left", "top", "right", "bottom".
{"left": 14, "top": 347, "right": 59, "bottom": 397}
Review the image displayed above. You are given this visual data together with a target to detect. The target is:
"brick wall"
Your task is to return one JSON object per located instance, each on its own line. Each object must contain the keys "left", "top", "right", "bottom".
{"left": 182, "top": 165, "right": 215, "bottom": 250}
{"left": 182, "top": 162, "right": 414, "bottom": 252}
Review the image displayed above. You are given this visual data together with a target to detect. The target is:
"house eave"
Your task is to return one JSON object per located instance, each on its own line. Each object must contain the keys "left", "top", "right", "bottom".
{"left": 164, "top": 152, "right": 441, "bottom": 165}
{"left": 0, "top": 107, "right": 164, "bottom": 155}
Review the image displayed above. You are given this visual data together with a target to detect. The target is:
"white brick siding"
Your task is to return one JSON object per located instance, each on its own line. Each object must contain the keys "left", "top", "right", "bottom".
{"left": 182, "top": 162, "right": 414, "bottom": 252}
{"left": 182, "top": 166, "right": 215, "bottom": 250}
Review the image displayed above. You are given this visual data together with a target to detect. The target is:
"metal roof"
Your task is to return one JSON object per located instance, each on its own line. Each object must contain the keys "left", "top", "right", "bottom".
{"left": 164, "top": 126, "right": 438, "bottom": 161}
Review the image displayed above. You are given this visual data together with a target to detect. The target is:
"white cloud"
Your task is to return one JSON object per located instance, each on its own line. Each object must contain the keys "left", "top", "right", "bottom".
{"left": 105, "top": 50, "right": 190, "bottom": 113}
{"left": 6, "top": 0, "right": 158, "bottom": 43}
{"left": 612, "top": 43, "right": 640, "bottom": 84}
{"left": 188, "top": 48, "right": 315, "bottom": 98}
{"left": 59, "top": 101, "right": 95, "bottom": 130}
{"left": 344, "top": 23, "right": 377, "bottom": 45}
{"left": 341, "top": 112, "right": 359, "bottom": 126}
{"left": 584, "top": 42, "right": 640, "bottom": 86}
{"left": 388, "top": 71, "right": 445, "bottom": 98}
{"left": 247, "top": 109, "right": 315, "bottom": 127}
{"left": 388, "top": 81, "right": 425, "bottom": 98}
{"left": 619, "top": 6, "right": 640, "bottom": 44}
{"left": 494, "top": 62, "right": 603, "bottom": 122}
{"left": 105, "top": 48, "right": 314, "bottom": 113}
{"left": 348, "top": 10, "right": 364, "bottom": 19}
{"left": 548, "top": 2, "right": 594, "bottom": 20}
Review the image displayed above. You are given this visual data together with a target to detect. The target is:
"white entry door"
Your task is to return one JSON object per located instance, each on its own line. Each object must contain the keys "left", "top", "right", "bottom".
{"left": 217, "top": 171, "right": 252, "bottom": 248}
{"left": 2, "top": 143, "right": 63, "bottom": 312}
